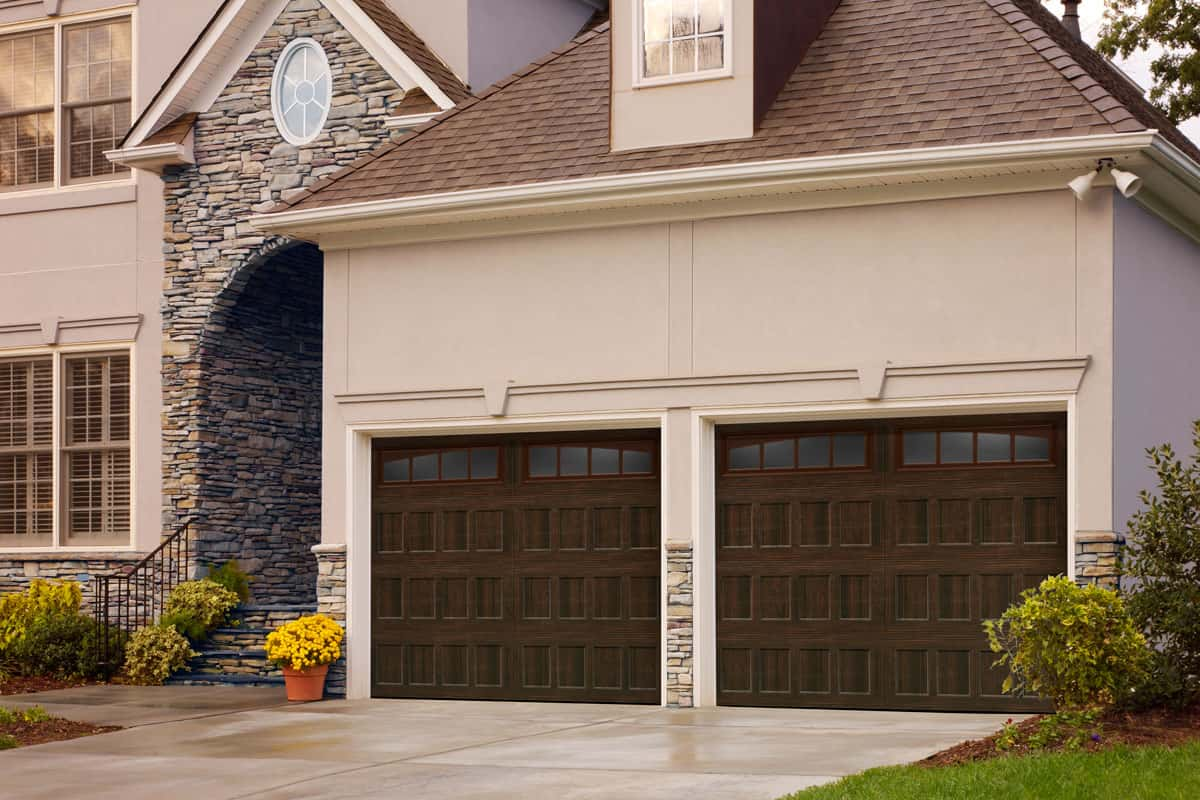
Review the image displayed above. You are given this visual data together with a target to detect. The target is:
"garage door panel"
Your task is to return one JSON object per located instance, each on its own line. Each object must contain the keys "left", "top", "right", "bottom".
{"left": 717, "top": 415, "right": 1065, "bottom": 711}
{"left": 372, "top": 434, "right": 661, "bottom": 703}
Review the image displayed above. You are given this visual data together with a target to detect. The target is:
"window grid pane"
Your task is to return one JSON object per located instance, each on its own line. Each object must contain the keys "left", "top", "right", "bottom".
{"left": 381, "top": 447, "right": 504, "bottom": 484}
{"left": 63, "top": 353, "right": 131, "bottom": 544}
{"left": 64, "top": 18, "right": 132, "bottom": 182}
{"left": 901, "top": 429, "right": 1053, "bottom": 467}
{"left": 725, "top": 434, "right": 869, "bottom": 474}
{"left": 642, "top": 0, "right": 725, "bottom": 78}
{"left": 527, "top": 444, "right": 657, "bottom": 479}
{"left": 0, "top": 358, "right": 53, "bottom": 544}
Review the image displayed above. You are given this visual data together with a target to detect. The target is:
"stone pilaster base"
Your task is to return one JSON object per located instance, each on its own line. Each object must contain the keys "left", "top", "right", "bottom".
{"left": 665, "top": 542, "right": 694, "bottom": 708}
{"left": 313, "top": 544, "right": 348, "bottom": 697}
{"left": 1075, "top": 531, "right": 1123, "bottom": 590}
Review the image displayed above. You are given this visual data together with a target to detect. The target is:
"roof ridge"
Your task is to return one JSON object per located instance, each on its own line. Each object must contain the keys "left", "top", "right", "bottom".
{"left": 271, "top": 21, "right": 611, "bottom": 212}
{"left": 983, "top": 0, "right": 1200, "bottom": 161}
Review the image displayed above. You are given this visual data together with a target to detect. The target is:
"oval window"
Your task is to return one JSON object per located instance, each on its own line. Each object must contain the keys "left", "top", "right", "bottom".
{"left": 270, "top": 38, "right": 332, "bottom": 145}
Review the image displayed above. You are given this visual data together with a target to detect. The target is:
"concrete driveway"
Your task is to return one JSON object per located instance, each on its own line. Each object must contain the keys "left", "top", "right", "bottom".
{"left": 2, "top": 687, "right": 1012, "bottom": 799}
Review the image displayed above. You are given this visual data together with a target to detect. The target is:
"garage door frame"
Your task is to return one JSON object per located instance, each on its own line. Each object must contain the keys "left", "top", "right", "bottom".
{"left": 341, "top": 413, "right": 670, "bottom": 702}
{"left": 688, "top": 397, "right": 1075, "bottom": 709}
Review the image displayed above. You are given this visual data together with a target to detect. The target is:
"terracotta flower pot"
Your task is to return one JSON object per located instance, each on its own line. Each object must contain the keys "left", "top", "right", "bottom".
{"left": 282, "top": 664, "right": 329, "bottom": 702}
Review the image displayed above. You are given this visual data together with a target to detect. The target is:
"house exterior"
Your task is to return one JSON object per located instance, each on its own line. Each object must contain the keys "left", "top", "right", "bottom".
{"left": 2, "top": 0, "right": 1199, "bottom": 711}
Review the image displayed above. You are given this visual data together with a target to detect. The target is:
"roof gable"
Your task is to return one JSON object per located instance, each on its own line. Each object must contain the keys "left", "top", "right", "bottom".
{"left": 122, "top": 0, "right": 468, "bottom": 149}
{"left": 279, "top": 0, "right": 1199, "bottom": 214}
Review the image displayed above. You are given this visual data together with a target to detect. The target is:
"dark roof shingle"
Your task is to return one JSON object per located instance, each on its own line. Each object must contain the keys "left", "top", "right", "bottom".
{"left": 281, "top": 0, "right": 1196, "bottom": 212}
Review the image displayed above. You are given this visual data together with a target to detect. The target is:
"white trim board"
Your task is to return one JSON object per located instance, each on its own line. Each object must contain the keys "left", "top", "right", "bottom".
{"left": 251, "top": 131, "right": 1200, "bottom": 246}
{"left": 123, "top": 0, "right": 455, "bottom": 150}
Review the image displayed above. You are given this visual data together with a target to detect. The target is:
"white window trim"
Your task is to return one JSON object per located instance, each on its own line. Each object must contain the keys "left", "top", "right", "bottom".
{"left": 270, "top": 37, "right": 333, "bottom": 146}
{"left": 0, "top": 341, "right": 137, "bottom": 553}
{"left": 0, "top": 4, "right": 138, "bottom": 197}
{"left": 633, "top": 0, "right": 733, "bottom": 89}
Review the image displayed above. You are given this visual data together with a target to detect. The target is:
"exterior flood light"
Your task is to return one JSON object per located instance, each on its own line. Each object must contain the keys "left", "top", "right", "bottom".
{"left": 1109, "top": 167, "right": 1143, "bottom": 199}
{"left": 1069, "top": 160, "right": 1143, "bottom": 200}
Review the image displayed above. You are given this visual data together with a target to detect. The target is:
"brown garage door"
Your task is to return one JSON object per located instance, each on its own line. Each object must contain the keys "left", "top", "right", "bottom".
{"left": 716, "top": 414, "right": 1066, "bottom": 711}
{"left": 371, "top": 432, "right": 661, "bottom": 703}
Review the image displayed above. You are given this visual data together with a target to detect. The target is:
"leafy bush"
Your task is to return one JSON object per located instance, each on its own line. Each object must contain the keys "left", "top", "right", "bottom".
{"left": 265, "top": 614, "right": 344, "bottom": 671}
{"left": 20, "top": 706, "right": 49, "bottom": 724}
{"left": 159, "top": 611, "right": 208, "bottom": 643}
{"left": 0, "top": 580, "right": 116, "bottom": 680}
{"left": 206, "top": 560, "right": 252, "bottom": 604}
{"left": 986, "top": 576, "right": 1150, "bottom": 711}
{"left": 0, "top": 580, "right": 83, "bottom": 651}
{"left": 164, "top": 580, "right": 239, "bottom": 635}
{"left": 0, "top": 708, "right": 15, "bottom": 724}
{"left": 123, "top": 625, "right": 195, "bottom": 686}
{"left": 1123, "top": 420, "right": 1200, "bottom": 704}
{"left": 0, "top": 735, "right": 15, "bottom": 750}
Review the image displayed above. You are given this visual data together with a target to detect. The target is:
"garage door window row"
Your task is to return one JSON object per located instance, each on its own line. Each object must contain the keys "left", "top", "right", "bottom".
{"left": 900, "top": 428, "right": 1053, "bottom": 467}
{"left": 725, "top": 433, "right": 869, "bottom": 473}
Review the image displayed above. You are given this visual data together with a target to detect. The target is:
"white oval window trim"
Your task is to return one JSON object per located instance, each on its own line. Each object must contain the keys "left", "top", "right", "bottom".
{"left": 270, "top": 38, "right": 333, "bottom": 145}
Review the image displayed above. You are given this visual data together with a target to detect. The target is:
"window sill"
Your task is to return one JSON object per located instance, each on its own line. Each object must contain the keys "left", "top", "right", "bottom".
{"left": 633, "top": 69, "right": 734, "bottom": 90}
{"left": 0, "top": 180, "right": 137, "bottom": 217}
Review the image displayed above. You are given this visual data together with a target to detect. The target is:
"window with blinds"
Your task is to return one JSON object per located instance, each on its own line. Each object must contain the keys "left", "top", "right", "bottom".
{"left": 0, "top": 15, "right": 132, "bottom": 192}
{"left": 0, "top": 358, "right": 53, "bottom": 546}
{"left": 63, "top": 353, "right": 130, "bottom": 545}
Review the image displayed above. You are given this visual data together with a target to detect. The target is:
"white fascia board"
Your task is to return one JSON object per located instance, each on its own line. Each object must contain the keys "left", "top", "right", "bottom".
{"left": 123, "top": 0, "right": 252, "bottom": 148}
{"left": 250, "top": 131, "right": 1162, "bottom": 237}
{"left": 105, "top": 141, "right": 195, "bottom": 173}
{"left": 322, "top": 0, "right": 457, "bottom": 110}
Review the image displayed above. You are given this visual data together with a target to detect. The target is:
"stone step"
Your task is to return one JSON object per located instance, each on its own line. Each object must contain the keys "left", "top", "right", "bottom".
{"left": 230, "top": 604, "right": 316, "bottom": 629}
{"left": 207, "top": 626, "right": 272, "bottom": 650}
{"left": 167, "top": 672, "right": 284, "bottom": 688}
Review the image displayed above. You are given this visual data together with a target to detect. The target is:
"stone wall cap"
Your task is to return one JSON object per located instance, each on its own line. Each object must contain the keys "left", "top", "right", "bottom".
{"left": 0, "top": 551, "right": 144, "bottom": 563}
{"left": 312, "top": 543, "right": 348, "bottom": 555}
{"left": 1075, "top": 531, "right": 1123, "bottom": 543}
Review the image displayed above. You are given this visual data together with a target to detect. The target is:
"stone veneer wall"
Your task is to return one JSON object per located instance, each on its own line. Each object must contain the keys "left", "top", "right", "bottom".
{"left": 1074, "top": 531, "right": 1123, "bottom": 590}
{"left": 0, "top": 553, "right": 144, "bottom": 613}
{"left": 665, "top": 542, "right": 694, "bottom": 708}
{"left": 159, "top": 0, "right": 411, "bottom": 602}
{"left": 314, "top": 545, "right": 347, "bottom": 697}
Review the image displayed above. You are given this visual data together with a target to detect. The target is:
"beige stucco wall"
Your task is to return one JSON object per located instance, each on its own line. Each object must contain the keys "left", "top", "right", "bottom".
{"left": 320, "top": 189, "right": 1117, "bottom": 551}
{"left": 0, "top": 0, "right": 221, "bottom": 553}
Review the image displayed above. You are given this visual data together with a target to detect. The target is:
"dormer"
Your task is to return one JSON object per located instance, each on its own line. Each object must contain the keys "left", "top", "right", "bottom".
{"left": 611, "top": 0, "right": 841, "bottom": 151}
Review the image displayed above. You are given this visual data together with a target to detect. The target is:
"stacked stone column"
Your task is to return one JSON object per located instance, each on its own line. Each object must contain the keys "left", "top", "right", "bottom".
{"left": 1074, "top": 531, "right": 1123, "bottom": 590}
{"left": 313, "top": 544, "right": 348, "bottom": 697}
{"left": 665, "top": 542, "right": 694, "bottom": 708}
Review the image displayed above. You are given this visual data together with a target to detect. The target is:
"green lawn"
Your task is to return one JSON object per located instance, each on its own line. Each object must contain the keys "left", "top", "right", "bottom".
{"left": 781, "top": 741, "right": 1200, "bottom": 800}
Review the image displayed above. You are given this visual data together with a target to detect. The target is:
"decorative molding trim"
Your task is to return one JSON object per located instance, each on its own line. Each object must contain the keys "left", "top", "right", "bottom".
{"left": 334, "top": 356, "right": 1092, "bottom": 409}
{"left": 312, "top": 543, "right": 347, "bottom": 555}
{"left": 0, "top": 314, "right": 143, "bottom": 348}
{"left": 383, "top": 111, "right": 442, "bottom": 131}
{"left": 0, "top": 181, "right": 135, "bottom": 216}
{"left": 856, "top": 362, "right": 887, "bottom": 401}
{"left": 106, "top": 139, "right": 195, "bottom": 174}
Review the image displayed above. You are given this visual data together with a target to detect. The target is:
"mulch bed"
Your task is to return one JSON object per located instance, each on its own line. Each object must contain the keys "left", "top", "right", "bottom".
{"left": 924, "top": 704, "right": 1200, "bottom": 767}
{"left": 1, "top": 717, "right": 119, "bottom": 748}
{"left": 0, "top": 676, "right": 94, "bottom": 696}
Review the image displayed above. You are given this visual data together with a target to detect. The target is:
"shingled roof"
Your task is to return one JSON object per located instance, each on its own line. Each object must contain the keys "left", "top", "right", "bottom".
{"left": 279, "top": 0, "right": 1199, "bottom": 214}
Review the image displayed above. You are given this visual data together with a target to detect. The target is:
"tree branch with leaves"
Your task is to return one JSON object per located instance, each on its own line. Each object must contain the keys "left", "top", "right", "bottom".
{"left": 1094, "top": 0, "right": 1200, "bottom": 124}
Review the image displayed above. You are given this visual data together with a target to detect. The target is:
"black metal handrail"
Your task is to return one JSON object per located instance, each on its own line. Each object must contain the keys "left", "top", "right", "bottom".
{"left": 94, "top": 523, "right": 192, "bottom": 677}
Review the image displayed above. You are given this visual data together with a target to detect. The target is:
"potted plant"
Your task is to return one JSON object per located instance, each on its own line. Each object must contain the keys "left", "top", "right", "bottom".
{"left": 264, "top": 614, "right": 345, "bottom": 702}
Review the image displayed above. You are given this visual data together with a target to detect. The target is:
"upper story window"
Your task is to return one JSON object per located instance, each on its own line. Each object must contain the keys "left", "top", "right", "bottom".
{"left": 0, "top": 14, "right": 131, "bottom": 193}
{"left": 639, "top": 0, "right": 729, "bottom": 84}
{"left": 0, "top": 351, "right": 131, "bottom": 549}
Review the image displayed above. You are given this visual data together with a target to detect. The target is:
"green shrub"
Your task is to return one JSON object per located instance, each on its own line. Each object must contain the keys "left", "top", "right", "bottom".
{"left": 0, "top": 708, "right": 15, "bottom": 724}
{"left": 0, "top": 580, "right": 83, "bottom": 651}
{"left": 20, "top": 706, "right": 49, "bottom": 724}
{"left": 206, "top": 560, "right": 252, "bottom": 604}
{"left": 1123, "top": 420, "right": 1200, "bottom": 704}
{"left": 159, "top": 610, "right": 208, "bottom": 643}
{"left": 0, "top": 735, "right": 16, "bottom": 750}
{"left": 164, "top": 580, "right": 239, "bottom": 635}
{"left": 0, "top": 580, "right": 116, "bottom": 680}
{"left": 985, "top": 576, "right": 1150, "bottom": 711}
{"left": 123, "top": 625, "right": 195, "bottom": 686}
